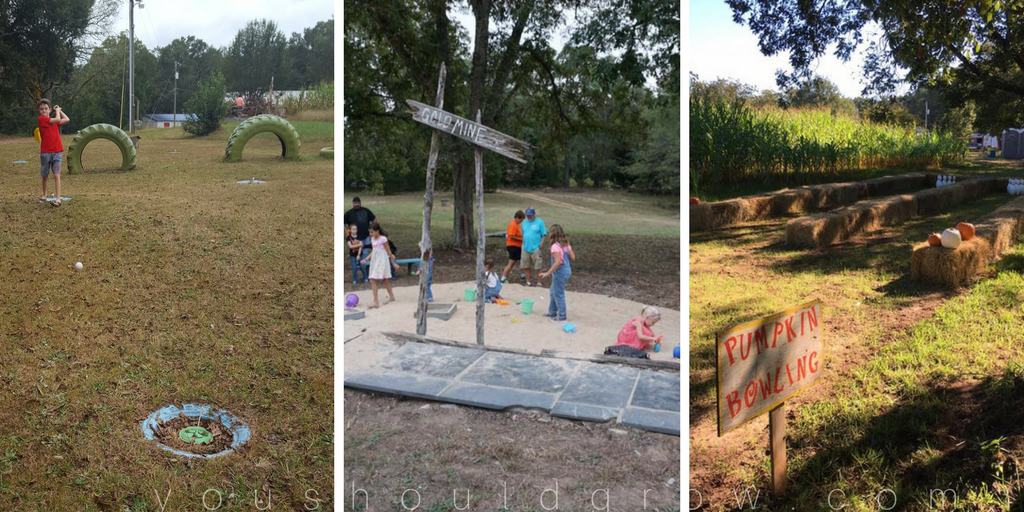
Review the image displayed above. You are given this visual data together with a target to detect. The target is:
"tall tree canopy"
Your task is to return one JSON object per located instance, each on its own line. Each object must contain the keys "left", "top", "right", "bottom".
{"left": 345, "top": 0, "right": 679, "bottom": 248}
{"left": 0, "top": 0, "right": 118, "bottom": 132}
{"left": 224, "top": 19, "right": 288, "bottom": 93}
{"left": 727, "top": 0, "right": 1024, "bottom": 103}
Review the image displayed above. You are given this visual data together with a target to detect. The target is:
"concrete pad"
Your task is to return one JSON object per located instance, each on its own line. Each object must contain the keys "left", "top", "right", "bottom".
{"left": 381, "top": 342, "right": 485, "bottom": 378}
{"left": 344, "top": 371, "right": 452, "bottom": 400}
{"left": 344, "top": 309, "right": 366, "bottom": 321}
{"left": 413, "top": 303, "right": 457, "bottom": 321}
{"left": 439, "top": 382, "right": 558, "bottom": 410}
{"left": 630, "top": 370, "right": 680, "bottom": 412}
{"left": 620, "top": 407, "right": 681, "bottom": 436}
{"left": 558, "top": 364, "right": 639, "bottom": 408}
{"left": 459, "top": 352, "right": 579, "bottom": 393}
{"left": 550, "top": 402, "right": 621, "bottom": 422}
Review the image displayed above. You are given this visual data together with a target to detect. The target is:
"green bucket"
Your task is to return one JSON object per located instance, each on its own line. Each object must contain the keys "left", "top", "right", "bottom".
{"left": 521, "top": 298, "right": 534, "bottom": 314}
{"left": 464, "top": 288, "right": 476, "bottom": 301}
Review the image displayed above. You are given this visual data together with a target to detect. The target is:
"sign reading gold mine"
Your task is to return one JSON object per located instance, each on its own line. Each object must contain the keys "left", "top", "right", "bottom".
{"left": 716, "top": 300, "right": 823, "bottom": 436}
{"left": 406, "top": 99, "right": 532, "bottom": 164}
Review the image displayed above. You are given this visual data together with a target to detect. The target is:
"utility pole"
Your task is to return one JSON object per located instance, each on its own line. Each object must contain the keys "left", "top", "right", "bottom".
{"left": 128, "top": 0, "right": 143, "bottom": 133}
{"left": 173, "top": 61, "right": 179, "bottom": 127}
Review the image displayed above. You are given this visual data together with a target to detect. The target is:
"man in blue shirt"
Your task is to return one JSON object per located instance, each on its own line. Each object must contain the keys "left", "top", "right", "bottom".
{"left": 519, "top": 207, "right": 547, "bottom": 286}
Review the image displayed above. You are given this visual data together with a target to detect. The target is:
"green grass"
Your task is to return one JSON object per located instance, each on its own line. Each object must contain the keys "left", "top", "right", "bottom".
{"left": 0, "top": 128, "right": 332, "bottom": 509}
{"left": 344, "top": 189, "right": 680, "bottom": 239}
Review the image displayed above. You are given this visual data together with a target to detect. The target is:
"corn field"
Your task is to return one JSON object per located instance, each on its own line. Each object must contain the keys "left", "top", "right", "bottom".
{"left": 690, "top": 96, "right": 967, "bottom": 194}
{"left": 282, "top": 82, "right": 334, "bottom": 113}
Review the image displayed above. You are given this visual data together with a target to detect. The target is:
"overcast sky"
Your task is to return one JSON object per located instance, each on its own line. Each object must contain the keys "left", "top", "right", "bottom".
{"left": 109, "top": 0, "right": 334, "bottom": 50}
{"left": 690, "top": 0, "right": 879, "bottom": 97}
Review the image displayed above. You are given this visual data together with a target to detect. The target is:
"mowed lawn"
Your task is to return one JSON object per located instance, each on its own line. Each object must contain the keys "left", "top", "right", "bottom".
{"left": 0, "top": 122, "right": 333, "bottom": 510}
{"left": 342, "top": 189, "right": 682, "bottom": 308}
{"left": 690, "top": 161, "right": 1024, "bottom": 510}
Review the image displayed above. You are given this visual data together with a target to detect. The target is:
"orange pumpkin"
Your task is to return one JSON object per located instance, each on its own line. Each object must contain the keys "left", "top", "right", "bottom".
{"left": 927, "top": 233, "right": 942, "bottom": 247}
{"left": 957, "top": 222, "right": 976, "bottom": 241}
{"left": 690, "top": 197, "right": 701, "bottom": 205}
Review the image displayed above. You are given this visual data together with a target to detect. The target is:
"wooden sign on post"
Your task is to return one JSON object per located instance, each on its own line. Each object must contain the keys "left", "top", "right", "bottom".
{"left": 407, "top": 84, "right": 533, "bottom": 345}
{"left": 715, "top": 300, "right": 824, "bottom": 494}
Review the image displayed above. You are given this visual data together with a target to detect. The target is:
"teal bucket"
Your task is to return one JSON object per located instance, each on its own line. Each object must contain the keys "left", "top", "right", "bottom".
{"left": 464, "top": 288, "right": 476, "bottom": 301}
{"left": 521, "top": 298, "right": 534, "bottom": 314}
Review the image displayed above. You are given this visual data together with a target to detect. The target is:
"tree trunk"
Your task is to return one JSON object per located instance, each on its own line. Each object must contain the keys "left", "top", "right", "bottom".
{"left": 453, "top": 0, "right": 491, "bottom": 250}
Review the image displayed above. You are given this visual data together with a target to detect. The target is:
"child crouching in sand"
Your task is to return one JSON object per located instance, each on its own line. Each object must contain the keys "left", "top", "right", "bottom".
{"left": 616, "top": 306, "right": 663, "bottom": 351}
{"left": 484, "top": 259, "right": 503, "bottom": 302}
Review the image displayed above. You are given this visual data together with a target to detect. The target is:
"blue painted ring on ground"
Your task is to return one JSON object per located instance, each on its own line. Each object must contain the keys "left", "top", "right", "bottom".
{"left": 140, "top": 403, "right": 251, "bottom": 459}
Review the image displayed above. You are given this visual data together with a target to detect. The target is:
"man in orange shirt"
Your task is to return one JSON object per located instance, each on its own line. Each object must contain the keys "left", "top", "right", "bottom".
{"left": 501, "top": 210, "right": 525, "bottom": 283}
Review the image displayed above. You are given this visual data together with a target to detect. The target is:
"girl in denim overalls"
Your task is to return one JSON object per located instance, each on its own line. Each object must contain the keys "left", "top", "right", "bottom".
{"left": 540, "top": 224, "right": 575, "bottom": 321}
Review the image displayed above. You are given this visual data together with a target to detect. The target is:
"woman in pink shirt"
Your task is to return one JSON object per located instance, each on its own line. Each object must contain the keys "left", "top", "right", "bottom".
{"left": 616, "top": 306, "right": 663, "bottom": 351}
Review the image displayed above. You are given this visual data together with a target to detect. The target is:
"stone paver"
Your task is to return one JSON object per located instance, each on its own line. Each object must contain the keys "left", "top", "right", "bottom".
{"left": 344, "top": 342, "right": 680, "bottom": 435}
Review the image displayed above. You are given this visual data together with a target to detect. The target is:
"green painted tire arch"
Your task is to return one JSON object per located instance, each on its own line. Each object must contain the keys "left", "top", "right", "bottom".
{"left": 66, "top": 123, "right": 137, "bottom": 174}
{"left": 224, "top": 114, "right": 301, "bottom": 162}
{"left": 319, "top": 146, "right": 334, "bottom": 159}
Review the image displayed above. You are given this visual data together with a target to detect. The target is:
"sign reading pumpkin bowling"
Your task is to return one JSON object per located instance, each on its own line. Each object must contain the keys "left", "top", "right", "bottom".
{"left": 716, "top": 300, "right": 823, "bottom": 436}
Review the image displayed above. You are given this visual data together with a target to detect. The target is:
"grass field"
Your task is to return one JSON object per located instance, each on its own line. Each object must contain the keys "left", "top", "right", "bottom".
{"left": 343, "top": 189, "right": 681, "bottom": 309}
{"left": 689, "top": 159, "right": 1024, "bottom": 511}
{"left": 0, "top": 121, "right": 333, "bottom": 510}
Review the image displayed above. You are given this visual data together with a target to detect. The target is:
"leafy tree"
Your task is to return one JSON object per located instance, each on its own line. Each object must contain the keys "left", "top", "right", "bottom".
{"left": 726, "top": 0, "right": 1024, "bottom": 102}
{"left": 59, "top": 35, "right": 158, "bottom": 131}
{"left": 287, "top": 19, "right": 334, "bottom": 88}
{"left": 0, "top": 0, "right": 118, "bottom": 133}
{"left": 152, "top": 36, "right": 223, "bottom": 114}
{"left": 183, "top": 72, "right": 227, "bottom": 136}
{"left": 224, "top": 19, "right": 288, "bottom": 93}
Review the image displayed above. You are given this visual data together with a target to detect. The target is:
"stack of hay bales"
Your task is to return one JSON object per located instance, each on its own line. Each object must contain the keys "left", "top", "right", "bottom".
{"left": 691, "top": 173, "right": 933, "bottom": 232}
{"left": 910, "top": 195, "right": 1024, "bottom": 288}
{"left": 785, "top": 177, "right": 1000, "bottom": 249}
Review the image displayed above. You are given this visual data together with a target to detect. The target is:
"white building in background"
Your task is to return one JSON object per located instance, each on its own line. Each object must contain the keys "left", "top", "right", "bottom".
{"left": 141, "top": 114, "right": 196, "bottom": 128}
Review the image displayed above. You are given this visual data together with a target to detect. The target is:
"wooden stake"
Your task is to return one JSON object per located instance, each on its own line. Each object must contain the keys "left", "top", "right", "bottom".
{"left": 769, "top": 403, "right": 787, "bottom": 495}
{"left": 474, "top": 109, "right": 486, "bottom": 346}
{"left": 415, "top": 64, "right": 446, "bottom": 335}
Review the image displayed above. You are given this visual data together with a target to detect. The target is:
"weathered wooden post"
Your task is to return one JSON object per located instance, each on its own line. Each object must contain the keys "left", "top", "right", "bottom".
{"left": 406, "top": 98, "right": 533, "bottom": 346}
{"left": 474, "top": 110, "right": 486, "bottom": 345}
{"left": 415, "top": 64, "right": 447, "bottom": 335}
{"left": 715, "top": 300, "right": 823, "bottom": 496}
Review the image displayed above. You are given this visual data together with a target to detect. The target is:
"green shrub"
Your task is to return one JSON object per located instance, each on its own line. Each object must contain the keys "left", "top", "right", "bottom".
{"left": 184, "top": 72, "right": 228, "bottom": 136}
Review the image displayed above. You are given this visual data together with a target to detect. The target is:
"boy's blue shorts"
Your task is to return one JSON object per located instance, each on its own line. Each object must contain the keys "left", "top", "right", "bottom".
{"left": 40, "top": 152, "right": 62, "bottom": 177}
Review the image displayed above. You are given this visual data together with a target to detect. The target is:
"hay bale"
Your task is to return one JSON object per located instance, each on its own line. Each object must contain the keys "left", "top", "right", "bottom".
{"left": 862, "top": 173, "right": 928, "bottom": 196}
{"left": 910, "top": 239, "right": 992, "bottom": 288}
{"left": 812, "top": 182, "right": 869, "bottom": 209}
{"left": 786, "top": 194, "right": 916, "bottom": 248}
{"left": 769, "top": 188, "right": 816, "bottom": 216}
{"left": 785, "top": 214, "right": 852, "bottom": 248}
{"left": 690, "top": 203, "right": 710, "bottom": 232}
{"left": 916, "top": 185, "right": 968, "bottom": 216}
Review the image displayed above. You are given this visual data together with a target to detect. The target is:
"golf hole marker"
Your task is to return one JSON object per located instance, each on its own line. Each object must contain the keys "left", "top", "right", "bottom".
{"left": 716, "top": 300, "right": 823, "bottom": 494}
{"left": 45, "top": 195, "right": 72, "bottom": 203}
{"left": 236, "top": 178, "right": 266, "bottom": 185}
{"left": 140, "top": 403, "right": 250, "bottom": 459}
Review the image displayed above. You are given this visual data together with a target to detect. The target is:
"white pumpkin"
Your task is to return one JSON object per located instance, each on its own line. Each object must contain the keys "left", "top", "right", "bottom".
{"left": 941, "top": 227, "right": 962, "bottom": 249}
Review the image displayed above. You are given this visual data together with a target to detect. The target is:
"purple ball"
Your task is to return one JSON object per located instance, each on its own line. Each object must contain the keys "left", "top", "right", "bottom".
{"left": 346, "top": 293, "right": 359, "bottom": 308}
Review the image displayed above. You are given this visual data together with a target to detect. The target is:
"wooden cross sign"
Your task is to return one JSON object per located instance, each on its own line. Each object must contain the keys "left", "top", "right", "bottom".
{"left": 407, "top": 64, "right": 533, "bottom": 345}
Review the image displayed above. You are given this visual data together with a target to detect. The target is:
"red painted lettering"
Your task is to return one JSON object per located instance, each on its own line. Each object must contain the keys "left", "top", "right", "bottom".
{"left": 806, "top": 306, "right": 818, "bottom": 331}
{"left": 783, "top": 316, "right": 797, "bottom": 342}
{"left": 744, "top": 380, "right": 758, "bottom": 408}
{"left": 772, "top": 322, "right": 784, "bottom": 347}
{"left": 754, "top": 327, "right": 768, "bottom": 354}
{"left": 809, "top": 351, "right": 819, "bottom": 373}
{"left": 773, "top": 367, "right": 785, "bottom": 393}
{"left": 796, "top": 354, "right": 807, "bottom": 381}
{"left": 726, "top": 390, "right": 742, "bottom": 418}
{"left": 724, "top": 336, "right": 737, "bottom": 365}
{"left": 739, "top": 333, "right": 752, "bottom": 361}
{"left": 785, "top": 363, "right": 794, "bottom": 385}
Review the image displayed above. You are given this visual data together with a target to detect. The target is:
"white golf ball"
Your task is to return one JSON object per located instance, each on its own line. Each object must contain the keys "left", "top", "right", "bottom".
{"left": 74, "top": 262, "right": 83, "bottom": 271}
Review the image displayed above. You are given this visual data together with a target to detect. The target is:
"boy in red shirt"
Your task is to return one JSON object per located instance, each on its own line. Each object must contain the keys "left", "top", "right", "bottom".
{"left": 37, "top": 99, "right": 70, "bottom": 206}
{"left": 501, "top": 210, "right": 525, "bottom": 283}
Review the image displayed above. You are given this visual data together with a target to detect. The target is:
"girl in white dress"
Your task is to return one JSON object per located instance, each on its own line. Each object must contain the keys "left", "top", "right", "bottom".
{"left": 361, "top": 222, "right": 400, "bottom": 308}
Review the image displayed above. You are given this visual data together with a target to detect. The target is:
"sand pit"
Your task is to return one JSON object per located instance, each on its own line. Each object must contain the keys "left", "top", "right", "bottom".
{"left": 343, "top": 281, "right": 681, "bottom": 371}
{"left": 911, "top": 195, "right": 1024, "bottom": 288}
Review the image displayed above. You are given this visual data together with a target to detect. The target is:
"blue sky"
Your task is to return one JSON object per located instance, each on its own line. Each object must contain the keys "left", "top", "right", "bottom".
{"left": 690, "top": 0, "right": 869, "bottom": 97}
